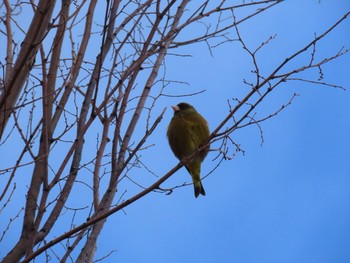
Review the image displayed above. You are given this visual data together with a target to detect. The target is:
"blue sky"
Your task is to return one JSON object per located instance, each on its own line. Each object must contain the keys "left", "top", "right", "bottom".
{"left": 95, "top": 2, "right": 350, "bottom": 263}
{"left": 1, "top": 1, "right": 350, "bottom": 262}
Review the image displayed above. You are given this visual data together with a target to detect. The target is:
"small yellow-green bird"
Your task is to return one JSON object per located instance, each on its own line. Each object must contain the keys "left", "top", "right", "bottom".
{"left": 167, "top": 102, "right": 210, "bottom": 198}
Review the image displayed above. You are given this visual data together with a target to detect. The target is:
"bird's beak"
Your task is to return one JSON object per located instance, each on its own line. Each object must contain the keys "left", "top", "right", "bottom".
{"left": 171, "top": 105, "right": 180, "bottom": 112}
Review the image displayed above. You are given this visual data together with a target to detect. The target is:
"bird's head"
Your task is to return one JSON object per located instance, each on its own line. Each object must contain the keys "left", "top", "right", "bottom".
{"left": 171, "top": 102, "right": 195, "bottom": 115}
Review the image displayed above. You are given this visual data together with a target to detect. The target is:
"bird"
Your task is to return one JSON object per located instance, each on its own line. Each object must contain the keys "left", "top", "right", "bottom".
{"left": 167, "top": 102, "right": 210, "bottom": 198}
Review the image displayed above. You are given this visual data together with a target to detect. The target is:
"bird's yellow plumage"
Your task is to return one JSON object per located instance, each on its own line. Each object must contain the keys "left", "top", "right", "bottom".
{"left": 167, "top": 103, "right": 210, "bottom": 197}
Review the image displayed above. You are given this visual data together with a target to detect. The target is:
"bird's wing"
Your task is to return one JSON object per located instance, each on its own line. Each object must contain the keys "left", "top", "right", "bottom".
{"left": 188, "top": 116, "right": 209, "bottom": 145}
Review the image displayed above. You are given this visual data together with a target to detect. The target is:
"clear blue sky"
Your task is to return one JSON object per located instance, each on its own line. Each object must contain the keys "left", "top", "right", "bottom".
{"left": 1, "top": 1, "right": 350, "bottom": 262}
{"left": 96, "top": 2, "right": 350, "bottom": 263}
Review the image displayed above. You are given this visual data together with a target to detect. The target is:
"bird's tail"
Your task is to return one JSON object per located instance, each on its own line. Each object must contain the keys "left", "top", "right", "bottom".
{"left": 186, "top": 161, "right": 206, "bottom": 198}
{"left": 194, "top": 179, "right": 206, "bottom": 198}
